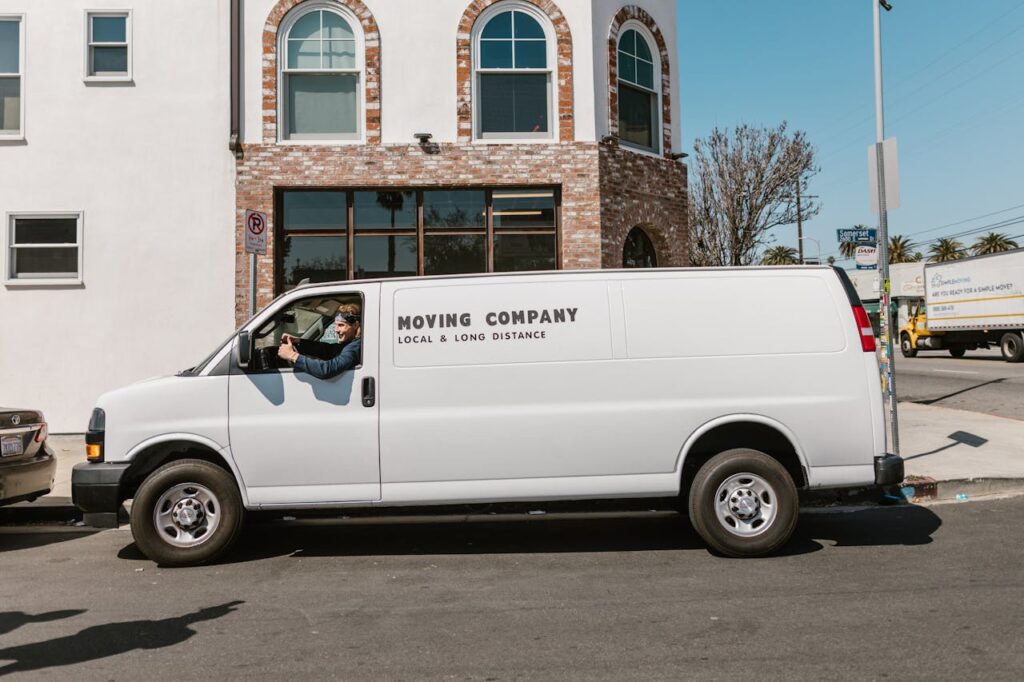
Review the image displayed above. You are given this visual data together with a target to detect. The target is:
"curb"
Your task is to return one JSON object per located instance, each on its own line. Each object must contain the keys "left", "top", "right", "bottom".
{"left": 900, "top": 477, "right": 1024, "bottom": 504}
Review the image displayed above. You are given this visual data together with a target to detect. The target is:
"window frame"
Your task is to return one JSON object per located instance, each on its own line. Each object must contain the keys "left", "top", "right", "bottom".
{"left": 274, "top": 187, "right": 561, "bottom": 293}
{"left": 616, "top": 21, "right": 662, "bottom": 156}
{"left": 277, "top": 2, "right": 365, "bottom": 144}
{"left": 472, "top": 2, "right": 557, "bottom": 143}
{"left": 84, "top": 10, "right": 133, "bottom": 83}
{"left": 0, "top": 14, "right": 25, "bottom": 140}
{"left": 4, "top": 211, "right": 85, "bottom": 286}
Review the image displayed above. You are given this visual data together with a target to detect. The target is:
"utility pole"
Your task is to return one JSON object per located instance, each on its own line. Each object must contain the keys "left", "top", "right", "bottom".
{"left": 873, "top": 0, "right": 900, "bottom": 455}
{"left": 793, "top": 177, "right": 818, "bottom": 264}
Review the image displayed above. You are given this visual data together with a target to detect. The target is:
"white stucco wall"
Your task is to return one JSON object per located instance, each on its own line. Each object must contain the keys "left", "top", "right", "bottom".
{"left": 242, "top": 0, "right": 678, "bottom": 146}
{"left": 0, "top": 1, "right": 236, "bottom": 432}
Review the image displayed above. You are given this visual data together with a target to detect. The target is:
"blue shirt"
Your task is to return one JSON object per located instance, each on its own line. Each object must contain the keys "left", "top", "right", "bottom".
{"left": 294, "top": 337, "right": 362, "bottom": 379}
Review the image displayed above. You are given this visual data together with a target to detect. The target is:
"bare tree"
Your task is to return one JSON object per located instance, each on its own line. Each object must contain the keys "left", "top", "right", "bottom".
{"left": 688, "top": 123, "right": 819, "bottom": 266}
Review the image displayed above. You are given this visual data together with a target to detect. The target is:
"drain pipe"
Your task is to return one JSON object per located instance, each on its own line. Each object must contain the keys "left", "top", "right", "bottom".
{"left": 229, "top": 0, "right": 243, "bottom": 159}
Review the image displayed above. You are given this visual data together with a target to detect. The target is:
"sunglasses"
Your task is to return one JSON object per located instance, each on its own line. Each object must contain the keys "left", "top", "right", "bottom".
{"left": 335, "top": 313, "right": 360, "bottom": 324}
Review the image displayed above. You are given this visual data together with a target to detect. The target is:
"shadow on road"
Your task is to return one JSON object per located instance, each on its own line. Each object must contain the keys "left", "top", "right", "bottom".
{"left": 912, "top": 377, "right": 1006, "bottom": 405}
{"left": 0, "top": 610, "right": 86, "bottom": 638}
{"left": 117, "top": 506, "right": 943, "bottom": 565}
{"left": 0, "top": 601, "right": 243, "bottom": 677}
{"left": 0, "top": 530, "right": 98, "bottom": 554}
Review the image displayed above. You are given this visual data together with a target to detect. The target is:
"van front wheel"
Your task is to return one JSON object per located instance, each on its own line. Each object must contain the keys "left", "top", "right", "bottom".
{"left": 688, "top": 449, "right": 798, "bottom": 558}
{"left": 130, "top": 459, "right": 244, "bottom": 567}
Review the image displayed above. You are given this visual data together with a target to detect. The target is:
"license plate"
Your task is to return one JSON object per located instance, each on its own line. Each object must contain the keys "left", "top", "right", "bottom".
{"left": 1, "top": 435, "right": 24, "bottom": 457}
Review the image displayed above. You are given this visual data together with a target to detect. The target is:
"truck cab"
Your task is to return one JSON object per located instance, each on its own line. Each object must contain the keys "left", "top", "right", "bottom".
{"left": 899, "top": 301, "right": 954, "bottom": 358}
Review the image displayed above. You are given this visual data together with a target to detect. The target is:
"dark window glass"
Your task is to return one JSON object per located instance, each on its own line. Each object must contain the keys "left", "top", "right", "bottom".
{"left": 283, "top": 191, "right": 346, "bottom": 231}
{"left": 636, "top": 60, "right": 654, "bottom": 89}
{"left": 634, "top": 34, "right": 653, "bottom": 62}
{"left": 618, "top": 52, "right": 636, "bottom": 84}
{"left": 354, "top": 191, "right": 416, "bottom": 229}
{"left": 619, "top": 29, "right": 636, "bottom": 55}
{"left": 480, "top": 40, "right": 513, "bottom": 69}
{"left": 618, "top": 83, "right": 655, "bottom": 150}
{"left": 514, "top": 11, "right": 545, "bottom": 39}
{"left": 354, "top": 235, "right": 417, "bottom": 279}
{"left": 11, "top": 248, "right": 77, "bottom": 277}
{"left": 424, "top": 235, "right": 486, "bottom": 275}
{"left": 423, "top": 191, "right": 485, "bottom": 228}
{"left": 493, "top": 190, "right": 555, "bottom": 228}
{"left": 0, "top": 21, "right": 19, "bottom": 74}
{"left": 481, "top": 10, "right": 512, "bottom": 39}
{"left": 286, "top": 73, "right": 358, "bottom": 137}
{"left": 494, "top": 234, "right": 556, "bottom": 272}
{"left": 14, "top": 218, "right": 77, "bottom": 244}
{"left": 281, "top": 235, "right": 346, "bottom": 286}
{"left": 514, "top": 41, "right": 546, "bottom": 69}
{"left": 623, "top": 227, "right": 657, "bottom": 268}
{"left": 91, "top": 16, "right": 126, "bottom": 42}
{"left": 92, "top": 46, "right": 127, "bottom": 73}
{"left": 479, "top": 74, "right": 547, "bottom": 134}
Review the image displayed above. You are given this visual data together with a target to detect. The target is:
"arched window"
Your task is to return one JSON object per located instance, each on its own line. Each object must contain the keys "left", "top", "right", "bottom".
{"left": 280, "top": 5, "right": 361, "bottom": 141}
{"left": 617, "top": 27, "right": 659, "bottom": 152}
{"left": 623, "top": 227, "right": 657, "bottom": 268}
{"left": 475, "top": 6, "right": 553, "bottom": 140}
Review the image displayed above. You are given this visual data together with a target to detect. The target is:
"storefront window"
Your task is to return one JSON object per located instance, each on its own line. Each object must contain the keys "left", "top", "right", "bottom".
{"left": 275, "top": 187, "right": 559, "bottom": 292}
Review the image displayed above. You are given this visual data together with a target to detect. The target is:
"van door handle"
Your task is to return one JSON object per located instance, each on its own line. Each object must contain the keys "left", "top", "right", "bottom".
{"left": 361, "top": 377, "right": 376, "bottom": 408}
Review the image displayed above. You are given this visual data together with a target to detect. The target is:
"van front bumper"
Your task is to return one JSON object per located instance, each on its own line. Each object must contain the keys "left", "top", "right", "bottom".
{"left": 874, "top": 454, "right": 904, "bottom": 486}
{"left": 72, "top": 462, "right": 131, "bottom": 513}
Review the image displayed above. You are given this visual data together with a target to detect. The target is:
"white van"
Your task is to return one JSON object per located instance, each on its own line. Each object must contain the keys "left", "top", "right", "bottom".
{"left": 73, "top": 268, "right": 903, "bottom": 566}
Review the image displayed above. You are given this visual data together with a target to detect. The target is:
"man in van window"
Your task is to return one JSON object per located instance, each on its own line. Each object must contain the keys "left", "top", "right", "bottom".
{"left": 277, "top": 303, "right": 362, "bottom": 379}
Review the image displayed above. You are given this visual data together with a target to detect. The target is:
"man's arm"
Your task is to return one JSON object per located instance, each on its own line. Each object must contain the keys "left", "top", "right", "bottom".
{"left": 294, "top": 339, "right": 362, "bottom": 379}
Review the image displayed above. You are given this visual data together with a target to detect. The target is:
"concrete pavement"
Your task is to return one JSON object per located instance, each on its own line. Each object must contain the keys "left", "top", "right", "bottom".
{"left": 3, "top": 400, "right": 1022, "bottom": 524}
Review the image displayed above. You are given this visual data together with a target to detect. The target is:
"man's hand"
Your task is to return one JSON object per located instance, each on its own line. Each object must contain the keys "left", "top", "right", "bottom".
{"left": 277, "top": 336, "right": 300, "bottom": 363}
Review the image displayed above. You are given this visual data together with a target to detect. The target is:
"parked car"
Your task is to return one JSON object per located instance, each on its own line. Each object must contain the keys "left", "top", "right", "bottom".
{"left": 1, "top": 408, "right": 56, "bottom": 506}
{"left": 73, "top": 267, "right": 903, "bottom": 566}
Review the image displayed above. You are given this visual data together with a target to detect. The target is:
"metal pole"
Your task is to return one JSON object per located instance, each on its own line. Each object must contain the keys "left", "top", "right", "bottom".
{"left": 249, "top": 254, "right": 257, "bottom": 318}
{"left": 873, "top": 0, "right": 900, "bottom": 455}
{"left": 796, "top": 181, "right": 804, "bottom": 264}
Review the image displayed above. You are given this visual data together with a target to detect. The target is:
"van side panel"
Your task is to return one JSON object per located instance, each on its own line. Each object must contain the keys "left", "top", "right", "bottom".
{"left": 619, "top": 271, "right": 877, "bottom": 484}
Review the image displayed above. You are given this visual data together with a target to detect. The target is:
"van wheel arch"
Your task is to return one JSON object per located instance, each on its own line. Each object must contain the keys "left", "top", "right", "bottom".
{"left": 680, "top": 421, "right": 807, "bottom": 504}
{"left": 122, "top": 441, "right": 237, "bottom": 502}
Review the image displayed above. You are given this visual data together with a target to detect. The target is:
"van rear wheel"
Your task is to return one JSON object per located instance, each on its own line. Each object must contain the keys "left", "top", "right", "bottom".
{"left": 688, "top": 449, "right": 798, "bottom": 558}
{"left": 130, "top": 459, "right": 244, "bottom": 567}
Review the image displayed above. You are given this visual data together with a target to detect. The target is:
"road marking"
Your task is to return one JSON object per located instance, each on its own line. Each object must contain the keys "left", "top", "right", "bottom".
{"left": 933, "top": 369, "right": 979, "bottom": 375}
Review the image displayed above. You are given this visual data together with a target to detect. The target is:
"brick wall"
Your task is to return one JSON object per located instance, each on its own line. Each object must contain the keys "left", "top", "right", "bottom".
{"left": 598, "top": 143, "right": 688, "bottom": 269}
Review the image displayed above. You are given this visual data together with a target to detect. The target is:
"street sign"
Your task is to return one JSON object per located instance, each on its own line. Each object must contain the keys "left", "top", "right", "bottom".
{"left": 855, "top": 245, "right": 878, "bottom": 270}
{"left": 837, "top": 227, "right": 877, "bottom": 243}
{"left": 244, "top": 209, "right": 268, "bottom": 255}
{"left": 868, "top": 137, "right": 900, "bottom": 213}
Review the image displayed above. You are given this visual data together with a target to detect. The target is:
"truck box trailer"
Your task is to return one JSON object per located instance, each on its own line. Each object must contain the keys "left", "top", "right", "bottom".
{"left": 900, "top": 248, "right": 1024, "bottom": 361}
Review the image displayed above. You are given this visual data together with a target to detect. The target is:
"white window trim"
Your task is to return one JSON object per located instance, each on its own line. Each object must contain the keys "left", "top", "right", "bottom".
{"left": 616, "top": 20, "right": 663, "bottom": 156}
{"left": 0, "top": 14, "right": 25, "bottom": 141}
{"left": 4, "top": 212, "right": 85, "bottom": 287}
{"left": 84, "top": 10, "right": 133, "bottom": 83}
{"left": 472, "top": 2, "right": 558, "bottom": 144}
{"left": 277, "top": 2, "right": 365, "bottom": 144}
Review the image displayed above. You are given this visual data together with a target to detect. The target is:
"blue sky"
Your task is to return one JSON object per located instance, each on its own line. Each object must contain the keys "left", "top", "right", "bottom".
{"left": 678, "top": 0, "right": 1024, "bottom": 265}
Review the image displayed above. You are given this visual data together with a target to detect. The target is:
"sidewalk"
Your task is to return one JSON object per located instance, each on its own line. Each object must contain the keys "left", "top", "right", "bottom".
{"left": 3, "top": 401, "right": 1022, "bottom": 524}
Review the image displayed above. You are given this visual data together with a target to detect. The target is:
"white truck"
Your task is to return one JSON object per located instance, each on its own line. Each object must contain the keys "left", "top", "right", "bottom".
{"left": 901, "top": 248, "right": 1024, "bottom": 362}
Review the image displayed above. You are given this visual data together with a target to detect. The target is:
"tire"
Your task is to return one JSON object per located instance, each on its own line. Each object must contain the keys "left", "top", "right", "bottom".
{"left": 688, "top": 448, "right": 798, "bottom": 558}
{"left": 130, "top": 459, "right": 244, "bottom": 567}
{"left": 1001, "top": 332, "right": 1024, "bottom": 363}
{"left": 948, "top": 347, "right": 966, "bottom": 358}
{"left": 901, "top": 334, "right": 918, "bottom": 358}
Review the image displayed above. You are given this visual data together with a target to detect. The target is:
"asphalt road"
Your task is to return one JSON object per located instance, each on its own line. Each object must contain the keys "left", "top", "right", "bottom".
{"left": 2, "top": 500, "right": 1023, "bottom": 680}
{"left": 894, "top": 348, "right": 1024, "bottom": 420}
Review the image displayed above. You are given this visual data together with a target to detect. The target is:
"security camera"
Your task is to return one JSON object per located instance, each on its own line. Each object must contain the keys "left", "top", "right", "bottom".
{"left": 413, "top": 132, "right": 433, "bottom": 144}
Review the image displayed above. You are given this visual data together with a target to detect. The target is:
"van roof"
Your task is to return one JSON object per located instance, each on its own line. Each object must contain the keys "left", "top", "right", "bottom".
{"left": 288, "top": 265, "right": 836, "bottom": 293}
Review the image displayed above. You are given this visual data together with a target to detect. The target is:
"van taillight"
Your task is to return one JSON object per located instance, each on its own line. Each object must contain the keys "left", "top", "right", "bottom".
{"left": 852, "top": 306, "right": 876, "bottom": 352}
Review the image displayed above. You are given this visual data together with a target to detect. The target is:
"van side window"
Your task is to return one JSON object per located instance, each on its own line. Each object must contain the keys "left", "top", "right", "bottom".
{"left": 249, "top": 293, "right": 363, "bottom": 372}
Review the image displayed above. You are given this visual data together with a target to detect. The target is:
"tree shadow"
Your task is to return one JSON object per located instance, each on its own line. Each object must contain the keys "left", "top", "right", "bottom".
{"left": 117, "top": 505, "right": 944, "bottom": 565}
{"left": 0, "top": 601, "right": 243, "bottom": 677}
{"left": 0, "top": 610, "right": 86, "bottom": 638}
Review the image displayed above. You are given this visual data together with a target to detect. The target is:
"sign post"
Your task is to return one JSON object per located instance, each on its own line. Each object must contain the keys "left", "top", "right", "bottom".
{"left": 244, "top": 210, "right": 268, "bottom": 318}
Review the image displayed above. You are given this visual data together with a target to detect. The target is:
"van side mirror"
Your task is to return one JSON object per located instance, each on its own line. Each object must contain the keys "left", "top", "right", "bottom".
{"left": 237, "top": 331, "right": 252, "bottom": 369}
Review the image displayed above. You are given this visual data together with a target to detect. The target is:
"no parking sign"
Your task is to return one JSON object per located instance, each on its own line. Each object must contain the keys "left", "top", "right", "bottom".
{"left": 244, "top": 209, "right": 268, "bottom": 255}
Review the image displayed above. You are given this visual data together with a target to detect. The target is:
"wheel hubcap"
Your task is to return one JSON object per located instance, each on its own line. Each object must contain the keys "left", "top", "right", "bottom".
{"left": 714, "top": 473, "right": 778, "bottom": 537}
{"left": 153, "top": 483, "right": 221, "bottom": 548}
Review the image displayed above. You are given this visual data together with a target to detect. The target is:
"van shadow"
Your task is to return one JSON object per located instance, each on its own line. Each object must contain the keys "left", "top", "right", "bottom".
{"left": 118, "top": 506, "right": 943, "bottom": 564}
{"left": 0, "top": 530, "right": 99, "bottom": 554}
{"left": 0, "top": 601, "right": 243, "bottom": 677}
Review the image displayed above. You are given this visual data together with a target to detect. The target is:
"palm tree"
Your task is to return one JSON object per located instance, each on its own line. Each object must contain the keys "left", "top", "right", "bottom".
{"left": 928, "top": 238, "right": 966, "bottom": 262}
{"left": 761, "top": 246, "right": 799, "bottom": 265}
{"left": 888, "top": 235, "right": 920, "bottom": 264}
{"left": 972, "top": 232, "right": 1019, "bottom": 256}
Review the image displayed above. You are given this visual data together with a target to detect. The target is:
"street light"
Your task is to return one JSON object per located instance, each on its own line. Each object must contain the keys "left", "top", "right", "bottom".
{"left": 798, "top": 236, "right": 821, "bottom": 264}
